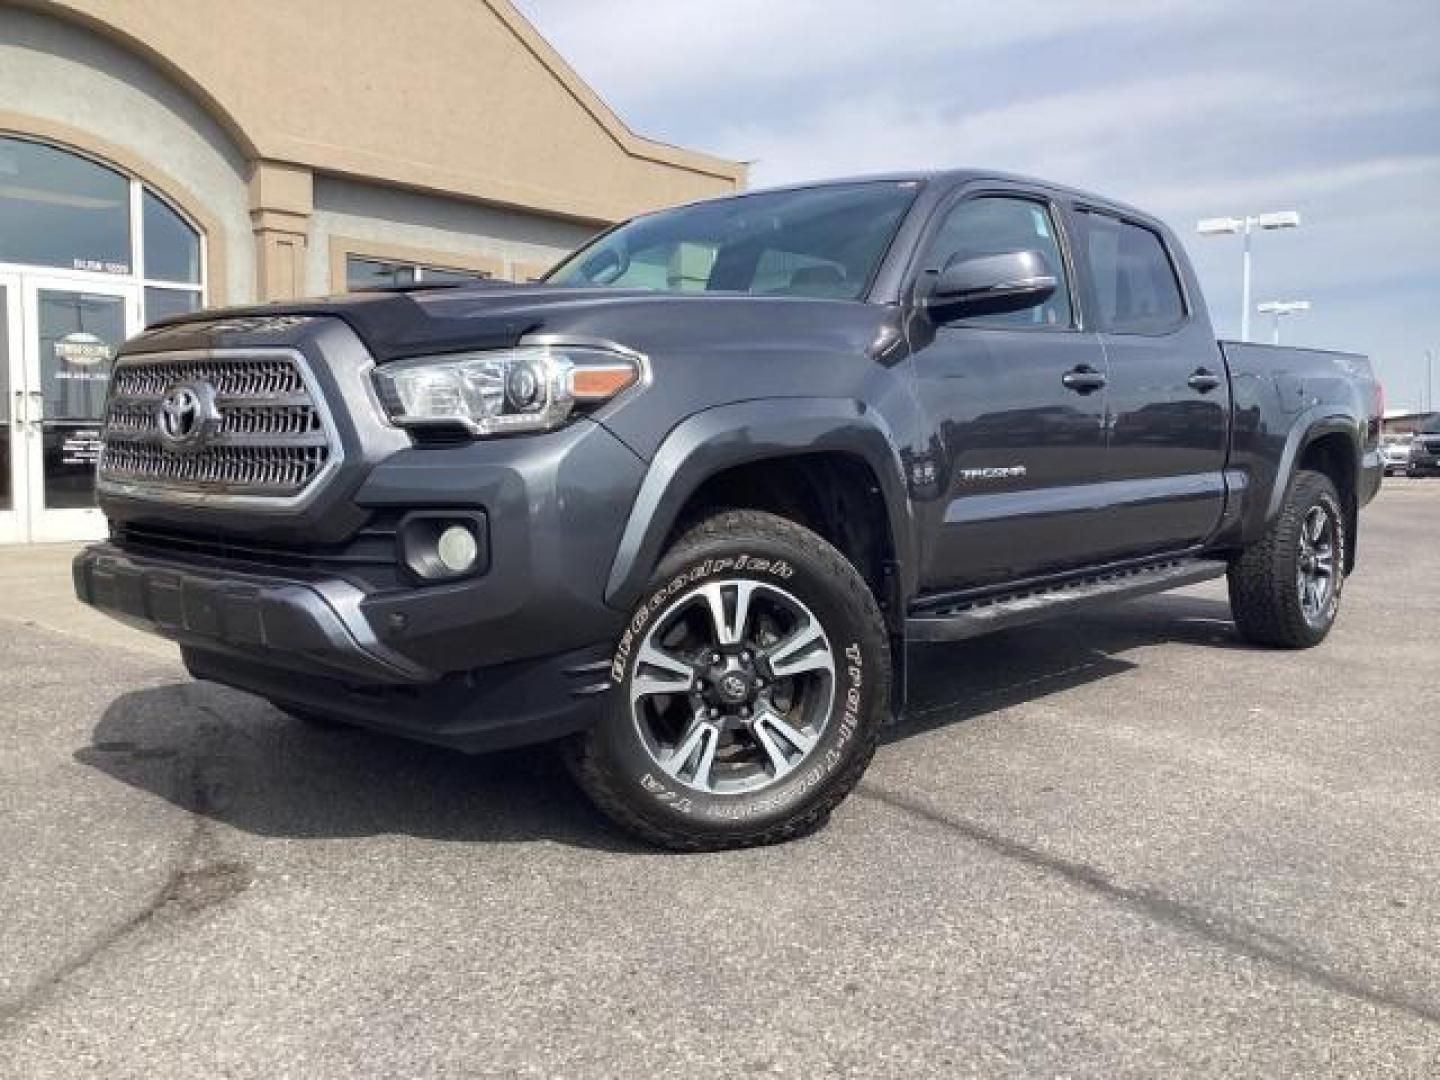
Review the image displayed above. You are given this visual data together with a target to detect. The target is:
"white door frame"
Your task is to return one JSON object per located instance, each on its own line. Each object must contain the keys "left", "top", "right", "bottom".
{"left": 0, "top": 273, "right": 24, "bottom": 544}
{"left": 16, "top": 274, "right": 141, "bottom": 543}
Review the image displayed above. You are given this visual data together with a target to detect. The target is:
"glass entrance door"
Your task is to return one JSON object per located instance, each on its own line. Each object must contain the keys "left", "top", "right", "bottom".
{"left": 0, "top": 276, "right": 23, "bottom": 544}
{"left": 15, "top": 276, "right": 139, "bottom": 542}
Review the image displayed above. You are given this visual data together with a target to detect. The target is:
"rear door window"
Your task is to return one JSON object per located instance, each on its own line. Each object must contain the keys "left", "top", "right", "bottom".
{"left": 1077, "top": 212, "right": 1186, "bottom": 334}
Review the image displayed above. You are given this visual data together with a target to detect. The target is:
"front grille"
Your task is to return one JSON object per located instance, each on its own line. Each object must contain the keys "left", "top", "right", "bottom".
{"left": 98, "top": 350, "right": 338, "bottom": 500}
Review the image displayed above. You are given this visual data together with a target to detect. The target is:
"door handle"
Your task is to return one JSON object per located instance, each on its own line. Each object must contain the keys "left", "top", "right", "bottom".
{"left": 10, "top": 390, "right": 21, "bottom": 424}
{"left": 1061, "top": 365, "right": 1107, "bottom": 394}
{"left": 1187, "top": 368, "right": 1223, "bottom": 393}
{"left": 28, "top": 390, "right": 43, "bottom": 431}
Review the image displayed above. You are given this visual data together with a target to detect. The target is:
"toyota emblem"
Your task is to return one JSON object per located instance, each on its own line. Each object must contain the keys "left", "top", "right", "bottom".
{"left": 157, "top": 380, "right": 219, "bottom": 451}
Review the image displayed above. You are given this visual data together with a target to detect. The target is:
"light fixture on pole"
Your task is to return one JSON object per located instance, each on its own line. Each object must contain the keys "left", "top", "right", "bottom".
{"left": 1256, "top": 299, "right": 1311, "bottom": 345}
{"left": 1196, "top": 210, "right": 1301, "bottom": 342}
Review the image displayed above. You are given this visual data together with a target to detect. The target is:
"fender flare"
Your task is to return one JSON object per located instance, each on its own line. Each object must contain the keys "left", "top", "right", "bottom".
{"left": 1263, "top": 408, "right": 1361, "bottom": 525}
{"left": 603, "top": 397, "right": 916, "bottom": 612}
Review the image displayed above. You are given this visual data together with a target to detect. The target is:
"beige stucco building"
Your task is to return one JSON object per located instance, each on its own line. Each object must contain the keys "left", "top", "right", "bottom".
{"left": 0, "top": 0, "right": 744, "bottom": 543}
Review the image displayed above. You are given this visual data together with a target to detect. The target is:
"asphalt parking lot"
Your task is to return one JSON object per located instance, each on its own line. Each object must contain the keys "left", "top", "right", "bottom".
{"left": 1, "top": 480, "right": 1437, "bottom": 1078}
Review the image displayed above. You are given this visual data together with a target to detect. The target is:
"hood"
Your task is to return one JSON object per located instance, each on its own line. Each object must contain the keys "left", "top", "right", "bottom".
{"left": 130, "top": 283, "right": 660, "bottom": 361}
{"left": 127, "top": 283, "right": 895, "bottom": 368}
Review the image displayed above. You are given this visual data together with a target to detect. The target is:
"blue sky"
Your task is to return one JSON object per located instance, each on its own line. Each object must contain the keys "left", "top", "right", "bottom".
{"left": 515, "top": 0, "right": 1440, "bottom": 410}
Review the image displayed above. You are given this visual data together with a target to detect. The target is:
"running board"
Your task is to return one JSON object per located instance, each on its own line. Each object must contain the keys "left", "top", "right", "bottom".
{"left": 905, "top": 557, "right": 1227, "bottom": 643}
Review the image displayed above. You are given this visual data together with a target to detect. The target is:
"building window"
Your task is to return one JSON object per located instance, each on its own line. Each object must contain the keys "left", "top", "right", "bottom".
{"left": 345, "top": 254, "right": 490, "bottom": 291}
{"left": 0, "top": 136, "right": 206, "bottom": 327}
{"left": 144, "top": 287, "right": 201, "bottom": 323}
{"left": 0, "top": 136, "right": 131, "bottom": 274}
{"left": 142, "top": 189, "right": 201, "bottom": 284}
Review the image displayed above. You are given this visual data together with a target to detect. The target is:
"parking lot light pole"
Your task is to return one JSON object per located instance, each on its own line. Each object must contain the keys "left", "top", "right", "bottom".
{"left": 1256, "top": 299, "right": 1311, "bottom": 345}
{"left": 1197, "top": 211, "right": 1301, "bottom": 342}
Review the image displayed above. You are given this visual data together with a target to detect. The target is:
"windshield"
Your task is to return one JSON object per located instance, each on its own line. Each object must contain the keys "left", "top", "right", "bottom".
{"left": 1416, "top": 413, "right": 1440, "bottom": 434}
{"left": 547, "top": 181, "right": 921, "bottom": 300}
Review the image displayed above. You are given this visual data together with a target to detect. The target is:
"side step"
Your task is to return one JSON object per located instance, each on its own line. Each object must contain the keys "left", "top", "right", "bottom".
{"left": 905, "top": 557, "right": 1227, "bottom": 643}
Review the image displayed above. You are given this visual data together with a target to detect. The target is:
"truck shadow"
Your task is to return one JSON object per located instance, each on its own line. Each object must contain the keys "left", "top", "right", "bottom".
{"left": 76, "top": 592, "right": 1241, "bottom": 850}
{"left": 893, "top": 592, "right": 1241, "bottom": 743}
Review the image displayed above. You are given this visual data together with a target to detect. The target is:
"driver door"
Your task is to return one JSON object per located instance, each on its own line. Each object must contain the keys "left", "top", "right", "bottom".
{"left": 909, "top": 191, "right": 1111, "bottom": 593}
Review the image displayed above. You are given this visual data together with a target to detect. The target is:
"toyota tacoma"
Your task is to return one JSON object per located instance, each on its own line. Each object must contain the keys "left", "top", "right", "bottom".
{"left": 74, "top": 171, "right": 1384, "bottom": 849}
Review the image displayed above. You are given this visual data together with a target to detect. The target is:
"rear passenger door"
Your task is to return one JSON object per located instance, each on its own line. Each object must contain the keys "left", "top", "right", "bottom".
{"left": 1071, "top": 209, "right": 1230, "bottom": 557}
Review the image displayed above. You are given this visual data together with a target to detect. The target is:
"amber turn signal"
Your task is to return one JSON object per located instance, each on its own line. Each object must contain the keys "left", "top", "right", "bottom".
{"left": 570, "top": 364, "right": 638, "bottom": 402}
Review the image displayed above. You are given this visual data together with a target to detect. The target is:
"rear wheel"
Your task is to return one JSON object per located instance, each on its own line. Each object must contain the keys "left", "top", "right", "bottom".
{"left": 568, "top": 510, "right": 890, "bottom": 851}
{"left": 1228, "top": 469, "right": 1345, "bottom": 648}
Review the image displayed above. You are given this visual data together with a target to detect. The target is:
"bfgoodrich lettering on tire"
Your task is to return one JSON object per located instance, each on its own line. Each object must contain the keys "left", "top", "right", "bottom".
{"left": 567, "top": 509, "right": 891, "bottom": 851}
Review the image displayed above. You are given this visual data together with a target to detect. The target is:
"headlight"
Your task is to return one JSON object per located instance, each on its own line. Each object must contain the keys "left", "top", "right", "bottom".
{"left": 373, "top": 342, "right": 643, "bottom": 436}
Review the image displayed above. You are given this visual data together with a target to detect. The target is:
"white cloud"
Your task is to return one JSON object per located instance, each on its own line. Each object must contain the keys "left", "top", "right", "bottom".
{"left": 708, "top": 69, "right": 1439, "bottom": 192}
{"left": 516, "top": 0, "right": 1205, "bottom": 110}
{"left": 1139, "top": 156, "right": 1440, "bottom": 217}
{"left": 708, "top": 73, "right": 1287, "bottom": 186}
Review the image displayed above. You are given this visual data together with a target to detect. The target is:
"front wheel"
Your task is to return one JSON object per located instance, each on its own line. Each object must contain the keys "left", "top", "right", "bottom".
{"left": 1227, "top": 469, "right": 1346, "bottom": 649}
{"left": 568, "top": 510, "right": 891, "bottom": 851}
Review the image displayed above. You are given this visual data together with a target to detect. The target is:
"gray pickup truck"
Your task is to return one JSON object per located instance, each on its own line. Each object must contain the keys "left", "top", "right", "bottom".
{"left": 74, "top": 170, "right": 1383, "bottom": 849}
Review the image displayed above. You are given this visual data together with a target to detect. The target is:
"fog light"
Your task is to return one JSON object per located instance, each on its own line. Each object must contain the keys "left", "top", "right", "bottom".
{"left": 436, "top": 525, "right": 479, "bottom": 573}
{"left": 398, "top": 511, "right": 489, "bottom": 582}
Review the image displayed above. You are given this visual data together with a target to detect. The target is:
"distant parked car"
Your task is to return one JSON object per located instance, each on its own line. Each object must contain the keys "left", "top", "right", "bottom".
{"left": 1380, "top": 435, "right": 1413, "bottom": 475}
{"left": 1408, "top": 416, "right": 1440, "bottom": 476}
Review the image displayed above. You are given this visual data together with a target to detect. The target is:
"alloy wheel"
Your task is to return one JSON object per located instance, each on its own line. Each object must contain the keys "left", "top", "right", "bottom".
{"left": 628, "top": 578, "right": 836, "bottom": 795}
{"left": 1296, "top": 504, "right": 1337, "bottom": 624}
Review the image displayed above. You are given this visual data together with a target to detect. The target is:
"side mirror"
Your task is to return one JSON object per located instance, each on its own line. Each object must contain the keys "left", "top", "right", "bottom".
{"left": 925, "top": 249, "right": 1058, "bottom": 320}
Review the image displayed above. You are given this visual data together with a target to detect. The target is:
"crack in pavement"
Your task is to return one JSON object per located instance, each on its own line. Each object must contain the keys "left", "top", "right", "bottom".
{"left": 0, "top": 701, "right": 253, "bottom": 1033}
{"left": 857, "top": 782, "right": 1440, "bottom": 1028}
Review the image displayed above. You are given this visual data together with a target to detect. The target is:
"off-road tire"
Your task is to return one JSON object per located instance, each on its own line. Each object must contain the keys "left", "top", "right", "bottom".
{"left": 1228, "top": 469, "right": 1345, "bottom": 649}
{"left": 567, "top": 510, "right": 891, "bottom": 851}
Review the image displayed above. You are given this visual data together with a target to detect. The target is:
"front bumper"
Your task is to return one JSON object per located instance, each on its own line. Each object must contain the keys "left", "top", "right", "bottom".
{"left": 74, "top": 544, "right": 433, "bottom": 683}
{"left": 73, "top": 543, "right": 616, "bottom": 752}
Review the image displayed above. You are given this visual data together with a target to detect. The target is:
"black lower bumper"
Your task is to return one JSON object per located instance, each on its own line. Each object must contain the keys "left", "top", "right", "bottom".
{"left": 74, "top": 544, "right": 434, "bottom": 683}
{"left": 73, "top": 544, "right": 614, "bottom": 752}
{"left": 182, "top": 642, "right": 611, "bottom": 754}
